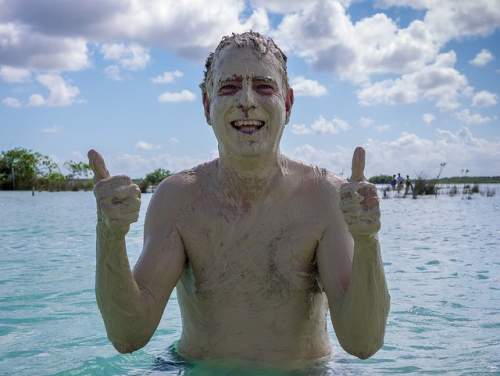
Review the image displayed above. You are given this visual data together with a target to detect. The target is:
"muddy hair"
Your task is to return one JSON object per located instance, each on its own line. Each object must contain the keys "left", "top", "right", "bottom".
{"left": 200, "top": 31, "right": 289, "bottom": 98}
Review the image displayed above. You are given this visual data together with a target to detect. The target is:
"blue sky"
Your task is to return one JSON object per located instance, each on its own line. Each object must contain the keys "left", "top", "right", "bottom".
{"left": 1, "top": 0, "right": 499, "bottom": 178}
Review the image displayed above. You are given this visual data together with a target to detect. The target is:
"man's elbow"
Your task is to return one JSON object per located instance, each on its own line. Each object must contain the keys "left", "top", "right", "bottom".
{"left": 111, "top": 339, "right": 147, "bottom": 354}
{"left": 339, "top": 335, "right": 385, "bottom": 360}
{"left": 109, "top": 333, "right": 151, "bottom": 354}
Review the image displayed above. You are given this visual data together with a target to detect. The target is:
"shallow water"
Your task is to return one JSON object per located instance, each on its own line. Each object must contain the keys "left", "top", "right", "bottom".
{"left": 0, "top": 189, "right": 499, "bottom": 375}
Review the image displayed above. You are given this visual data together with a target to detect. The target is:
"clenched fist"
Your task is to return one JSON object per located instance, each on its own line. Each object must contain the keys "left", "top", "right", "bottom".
{"left": 340, "top": 147, "right": 380, "bottom": 237}
{"left": 88, "top": 149, "right": 141, "bottom": 236}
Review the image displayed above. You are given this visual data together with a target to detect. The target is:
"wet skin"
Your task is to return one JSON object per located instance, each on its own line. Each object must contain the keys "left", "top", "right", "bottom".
{"left": 170, "top": 158, "right": 347, "bottom": 361}
{"left": 89, "top": 45, "right": 389, "bottom": 364}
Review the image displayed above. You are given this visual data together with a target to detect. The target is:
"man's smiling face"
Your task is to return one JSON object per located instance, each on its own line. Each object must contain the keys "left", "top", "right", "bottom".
{"left": 205, "top": 46, "right": 293, "bottom": 158}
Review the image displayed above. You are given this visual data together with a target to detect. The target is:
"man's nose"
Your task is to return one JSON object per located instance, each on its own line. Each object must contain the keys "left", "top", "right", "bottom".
{"left": 237, "top": 85, "right": 256, "bottom": 118}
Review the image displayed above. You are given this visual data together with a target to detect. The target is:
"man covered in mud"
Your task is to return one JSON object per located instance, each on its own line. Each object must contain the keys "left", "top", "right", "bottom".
{"left": 88, "top": 31, "right": 390, "bottom": 364}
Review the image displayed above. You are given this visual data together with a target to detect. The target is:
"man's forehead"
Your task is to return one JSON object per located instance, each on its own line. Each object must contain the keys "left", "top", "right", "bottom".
{"left": 213, "top": 47, "right": 281, "bottom": 75}
{"left": 219, "top": 75, "right": 276, "bottom": 82}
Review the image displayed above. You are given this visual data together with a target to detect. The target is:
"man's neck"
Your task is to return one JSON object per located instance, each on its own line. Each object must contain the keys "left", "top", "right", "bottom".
{"left": 217, "top": 151, "right": 286, "bottom": 202}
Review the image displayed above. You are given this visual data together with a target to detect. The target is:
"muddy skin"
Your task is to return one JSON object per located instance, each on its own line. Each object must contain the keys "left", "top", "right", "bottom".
{"left": 90, "top": 32, "right": 390, "bottom": 366}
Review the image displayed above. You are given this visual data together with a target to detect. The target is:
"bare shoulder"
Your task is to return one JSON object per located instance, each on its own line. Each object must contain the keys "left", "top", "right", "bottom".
{"left": 282, "top": 156, "right": 346, "bottom": 193}
{"left": 147, "top": 160, "right": 216, "bottom": 216}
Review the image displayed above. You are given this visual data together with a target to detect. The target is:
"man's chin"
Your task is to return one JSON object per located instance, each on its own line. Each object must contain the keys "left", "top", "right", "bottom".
{"left": 224, "top": 142, "right": 274, "bottom": 158}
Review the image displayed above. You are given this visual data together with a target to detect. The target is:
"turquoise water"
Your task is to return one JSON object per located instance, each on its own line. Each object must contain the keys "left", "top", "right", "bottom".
{"left": 1, "top": 189, "right": 499, "bottom": 375}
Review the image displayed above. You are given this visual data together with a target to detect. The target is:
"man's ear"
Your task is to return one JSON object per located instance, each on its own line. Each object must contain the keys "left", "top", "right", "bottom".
{"left": 203, "top": 92, "right": 211, "bottom": 125}
{"left": 285, "top": 87, "right": 294, "bottom": 125}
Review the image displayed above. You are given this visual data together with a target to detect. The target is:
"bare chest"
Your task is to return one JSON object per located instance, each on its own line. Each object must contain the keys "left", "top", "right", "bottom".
{"left": 177, "top": 193, "right": 325, "bottom": 300}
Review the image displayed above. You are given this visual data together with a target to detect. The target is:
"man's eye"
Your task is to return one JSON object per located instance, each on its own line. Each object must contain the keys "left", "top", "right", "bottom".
{"left": 255, "top": 84, "right": 275, "bottom": 93}
{"left": 219, "top": 84, "right": 239, "bottom": 93}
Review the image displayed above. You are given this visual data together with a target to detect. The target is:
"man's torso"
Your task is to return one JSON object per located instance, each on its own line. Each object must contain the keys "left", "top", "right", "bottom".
{"left": 167, "top": 158, "right": 341, "bottom": 361}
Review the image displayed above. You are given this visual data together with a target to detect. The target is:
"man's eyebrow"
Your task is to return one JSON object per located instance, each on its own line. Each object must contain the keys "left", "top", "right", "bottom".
{"left": 218, "top": 75, "right": 243, "bottom": 84}
{"left": 252, "top": 76, "right": 276, "bottom": 83}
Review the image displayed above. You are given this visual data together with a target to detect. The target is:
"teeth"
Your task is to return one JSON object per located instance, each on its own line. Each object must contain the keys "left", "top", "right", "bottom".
{"left": 234, "top": 120, "right": 263, "bottom": 127}
{"left": 230, "top": 119, "right": 265, "bottom": 134}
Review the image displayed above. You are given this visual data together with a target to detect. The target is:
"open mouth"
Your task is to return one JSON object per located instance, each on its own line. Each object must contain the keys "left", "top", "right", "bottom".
{"left": 230, "top": 119, "right": 265, "bottom": 135}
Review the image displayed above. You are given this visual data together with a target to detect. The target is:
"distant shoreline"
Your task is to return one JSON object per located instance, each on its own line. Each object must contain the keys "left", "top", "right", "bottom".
{"left": 368, "top": 176, "right": 500, "bottom": 185}
{"left": 1, "top": 179, "right": 499, "bottom": 193}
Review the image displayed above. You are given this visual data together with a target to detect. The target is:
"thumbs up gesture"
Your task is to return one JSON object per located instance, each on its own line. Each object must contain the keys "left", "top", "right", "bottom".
{"left": 88, "top": 149, "right": 141, "bottom": 236}
{"left": 340, "top": 147, "right": 380, "bottom": 237}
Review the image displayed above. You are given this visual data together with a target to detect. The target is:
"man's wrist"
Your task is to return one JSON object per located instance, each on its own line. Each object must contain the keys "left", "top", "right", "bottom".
{"left": 352, "top": 233, "right": 379, "bottom": 248}
{"left": 97, "top": 220, "right": 128, "bottom": 241}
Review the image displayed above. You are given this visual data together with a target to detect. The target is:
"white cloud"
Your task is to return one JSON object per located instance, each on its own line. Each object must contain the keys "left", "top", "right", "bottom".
{"left": 112, "top": 152, "right": 206, "bottom": 177}
{"left": 71, "top": 151, "right": 84, "bottom": 160}
{"left": 41, "top": 125, "right": 63, "bottom": 134}
{"left": 357, "top": 116, "right": 391, "bottom": 132}
{"left": 28, "top": 94, "right": 45, "bottom": 107}
{"left": 239, "top": 7, "right": 270, "bottom": 38}
{"left": 288, "top": 127, "right": 500, "bottom": 177}
{"left": 0, "top": 22, "right": 89, "bottom": 71}
{"left": 455, "top": 109, "right": 493, "bottom": 125}
{"left": 101, "top": 43, "right": 150, "bottom": 70}
{"left": 358, "top": 51, "right": 470, "bottom": 111}
{"left": 249, "top": 0, "right": 319, "bottom": 13}
{"left": 2, "top": 0, "right": 499, "bottom": 82}
{"left": 158, "top": 89, "right": 196, "bottom": 103}
{"left": 136, "top": 141, "right": 154, "bottom": 150}
{"left": 291, "top": 115, "right": 351, "bottom": 135}
{"left": 271, "top": 0, "right": 500, "bottom": 113}
{"left": 422, "top": 2, "right": 500, "bottom": 44}
{"left": 272, "top": 0, "right": 500, "bottom": 123}
{"left": 422, "top": 113, "right": 435, "bottom": 125}
{"left": 2, "top": 97, "right": 22, "bottom": 108}
{"left": 364, "top": 127, "right": 500, "bottom": 176}
{"left": 378, "top": 1, "right": 500, "bottom": 43}
{"left": 104, "top": 65, "right": 122, "bottom": 81}
{"left": 31, "top": 74, "right": 80, "bottom": 107}
{"left": 2, "top": 1, "right": 270, "bottom": 67}
{"left": 359, "top": 117, "right": 375, "bottom": 128}
{"left": 290, "top": 123, "right": 312, "bottom": 135}
{"left": 151, "top": 70, "right": 183, "bottom": 84}
{"left": 169, "top": 137, "right": 180, "bottom": 144}
{"left": 472, "top": 90, "right": 497, "bottom": 107}
{"left": 274, "top": 1, "right": 439, "bottom": 83}
{"left": 375, "top": 0, "right": 429, "bottom": 9}
{"left": 470, "top": 49, "right": 494, "bottom": 67}
{"left": 311, "top": 116, "right": 351, "bottom": 134}
{"left": 290, "top": 76, "right": 327, "bottom": 96}
{"left": 375, "top": 124, "right": 391, "bottom": 132}
{"left": 136, "top": 141, "right": 161, "bottom": 150}
{"left": 288, "top": 143, "right": 351, "bottom": 177}
{"left": 0, "top": 65, "right": 31, "bottom": 82}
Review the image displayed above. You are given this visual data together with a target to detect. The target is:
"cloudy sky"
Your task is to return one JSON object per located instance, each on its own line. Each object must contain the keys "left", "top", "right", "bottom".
{"left": 1, "top": 0, "right": 499, "bottom": 178}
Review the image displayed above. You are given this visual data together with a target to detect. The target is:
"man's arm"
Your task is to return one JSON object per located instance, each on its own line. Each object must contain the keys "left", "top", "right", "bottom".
{"left": 90, "top": 150, "right": 185, "bottom": 353}
{"left": 316, "top": 147, "right": 390, "bottom": 359}
{"left": 317, "top": 228, "right": 390, "bottom": 359}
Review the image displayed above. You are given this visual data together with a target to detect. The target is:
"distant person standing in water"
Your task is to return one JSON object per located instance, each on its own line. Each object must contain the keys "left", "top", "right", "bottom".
{"left": 404, "top": 175, "right": 413, "bottom": 197}
{"left": 390, "top": 174, "right": 397, "bottom": 191}
{"left": 396, "top": 173, "right": 404, "bottom": 192}
{"left": 88, "top": 31, "right": 390, "bottom": 365}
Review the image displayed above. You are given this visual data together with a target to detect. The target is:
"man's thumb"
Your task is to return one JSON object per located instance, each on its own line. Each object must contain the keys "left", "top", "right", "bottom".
{"left": 88, "top": 149, "right": 110, "bottom": 183}
{"left": 350, "top": 146, "right": 366, "bottom": 182}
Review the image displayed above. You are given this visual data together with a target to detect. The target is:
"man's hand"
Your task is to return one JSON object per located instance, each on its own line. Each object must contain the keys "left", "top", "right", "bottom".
{"left": 340, "top": 147, "right": 380, "bottom": 237}
{"left": 88, "top": 149, "right": 141, "bottom": 236}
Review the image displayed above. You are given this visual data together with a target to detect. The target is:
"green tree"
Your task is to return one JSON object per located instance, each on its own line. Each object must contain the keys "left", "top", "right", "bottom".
{"left": 0, "top": 148, "right": 39, "bottom": 190}
{"left": 37, "top": 155, "right": 60, "bottom": 176}
{"left": 38, "top": 171, "right": 66, "bottom": 191}
{"left": 368, "top": 175, "right": 393, "bottom": 184}
{"left": 0, "top": 148, "right": 60, "bottom": 190}
{"left": 64, "top": 160, "right": 92, "bottom": 179}
{"left": 139, "top": 168, "right": 171, "bottom": 193}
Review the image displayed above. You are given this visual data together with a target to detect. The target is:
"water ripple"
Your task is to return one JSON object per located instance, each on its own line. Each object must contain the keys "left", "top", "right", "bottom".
{"left": 1, "top": 191, "right": 500, "bottom": 375}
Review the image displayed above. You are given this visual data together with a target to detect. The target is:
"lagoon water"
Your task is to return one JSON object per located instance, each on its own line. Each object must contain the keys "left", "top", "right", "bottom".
{"left": 1, "top": 189, "right": 499, "bottom": 375}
